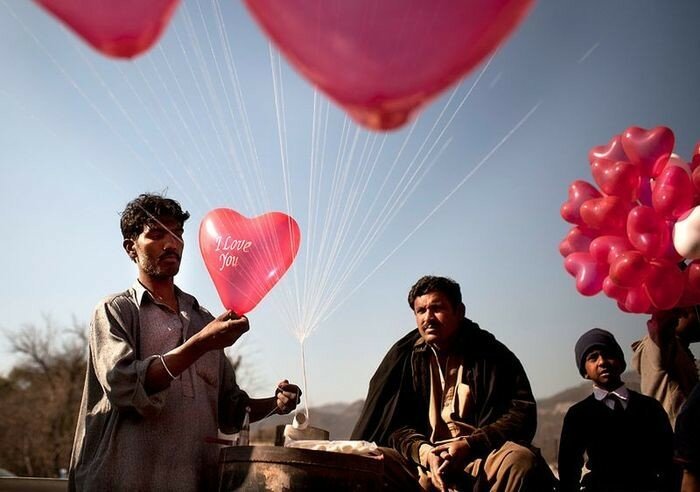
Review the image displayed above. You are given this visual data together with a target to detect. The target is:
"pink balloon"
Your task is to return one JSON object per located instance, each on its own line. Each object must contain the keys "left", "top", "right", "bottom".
{"left": 559, "top": 227, "right": 597, "bottom": 258}
{"left": 34, "top": 0, "right": 179, "bottom": 58}
{"left": 644, "top": 259, "right": 684, "bottom": 310}
{"left": 604, "top": 279, "right": 653, "bottom": 314}
{"left": 626, "top": 206, "right": 671, "bottom": 259}
{"left": 652, "top": 160, "right": 694, "bottom": 219}
{"left": 589, "top": 235, "right": 632, "bottom": 264}
{"left": 580, "top": 196, "right": 631, "bottom": 234}
{"left": 199, "top": 209, "right": 301, "bottom": 314}
{"left": 679, "top": 261, "right": 700, "bottom": 306}
{"left": 244, "top": 0, "right": 534, "bottom": 130}
{"left": 590, "top": 159, "right": 640, "bottom": 201}
{"left": 609, "top": 250, "right": 649, "bottom": 288}
{"left": 564, "top": 253, "right": 606, "bottom": 296}
{"left": 588, "top": 134, "right": 628, "bottom": 165}
{"left": 561, "top": 180, "right": 602, "bottom": 226}
{"left": 603, "top": 276, "right": 627, "bottom": 302}
{"left": 622, "top": 286, "right": 653, "bottom": 314}
{"left": 621, "top": 126, "right": 674, "bottom": 177}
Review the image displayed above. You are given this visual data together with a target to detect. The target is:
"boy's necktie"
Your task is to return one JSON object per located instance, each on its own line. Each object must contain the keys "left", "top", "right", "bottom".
{"left": 610, "top": 395, "right": 625, "bottom": 415}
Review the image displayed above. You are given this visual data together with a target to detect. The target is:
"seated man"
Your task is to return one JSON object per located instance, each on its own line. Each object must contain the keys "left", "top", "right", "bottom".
{"left": 352, "top": 276, "right": 550, "bottom": 491}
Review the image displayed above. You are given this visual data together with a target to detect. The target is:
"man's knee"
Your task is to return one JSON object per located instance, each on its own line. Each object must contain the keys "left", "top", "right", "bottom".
{"left": 499, "top": 442, "right": 537, "bottom": 475}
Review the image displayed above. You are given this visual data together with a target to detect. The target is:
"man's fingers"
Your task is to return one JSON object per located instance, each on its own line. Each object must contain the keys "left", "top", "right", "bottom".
{"left": 216, "top": 309, "right": 240, "bottom": 321}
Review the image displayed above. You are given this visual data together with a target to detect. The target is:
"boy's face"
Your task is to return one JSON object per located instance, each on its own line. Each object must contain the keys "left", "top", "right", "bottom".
{"left": 584, "top": 347, "right": 624, "bottom": 390}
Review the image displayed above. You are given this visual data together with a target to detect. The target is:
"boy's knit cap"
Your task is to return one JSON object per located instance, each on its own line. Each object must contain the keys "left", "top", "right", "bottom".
{"left": 574, "top": 328, "right": 626, "bottom": 376}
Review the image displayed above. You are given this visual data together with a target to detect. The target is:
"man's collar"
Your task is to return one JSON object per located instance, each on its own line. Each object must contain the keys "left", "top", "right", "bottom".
{"left": 131, "top": 279, "right": 199, "bottom": 310}
{"left": 414, "top": 318, "right": 474, "bottom": 351}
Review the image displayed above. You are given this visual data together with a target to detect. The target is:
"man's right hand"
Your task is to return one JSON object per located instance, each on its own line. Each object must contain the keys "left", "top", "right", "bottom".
{"left": 195, "top": 310, "right": 249, "bottom": 352}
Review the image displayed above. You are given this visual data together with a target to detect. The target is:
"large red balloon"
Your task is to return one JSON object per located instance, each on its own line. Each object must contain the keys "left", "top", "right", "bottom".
{"left": 199, "top": 209, "right": 301, "bottom": 315}
{"left": 621, "top": 126, "right": 674, "bottom": 177}
{"left": 560, "top": 180, "right": 602, "bottom": 226}
{"left": 34, "top": 0, "right": 179, "bottom": 58}
{"left": 244, "top": 0, "right": 534, "bottom": 130}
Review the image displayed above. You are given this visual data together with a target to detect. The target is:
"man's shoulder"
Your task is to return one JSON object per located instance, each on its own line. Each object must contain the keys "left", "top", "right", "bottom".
{"left": 385, "top": 329, "right": 421, "bottom": 356}
{"left": 461, "top": 322, "right": 519, "bottom": 359}
{"left": 94, "top": 289, "right": 138, "bottom": 312}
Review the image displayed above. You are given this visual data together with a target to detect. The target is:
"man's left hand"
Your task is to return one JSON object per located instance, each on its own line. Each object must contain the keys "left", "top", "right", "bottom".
{"left": 275, "top": 379, "right": 302, "bottom": 414}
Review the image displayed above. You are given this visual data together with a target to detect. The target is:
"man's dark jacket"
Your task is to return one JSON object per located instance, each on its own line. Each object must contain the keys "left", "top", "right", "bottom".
{"left": 351, "top": 318, "right": 537, "bottom": 465}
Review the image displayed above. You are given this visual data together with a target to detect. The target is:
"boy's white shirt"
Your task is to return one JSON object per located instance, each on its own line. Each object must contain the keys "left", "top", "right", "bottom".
{"left": 592, "top": 383, "right": 629, "bottom": 410}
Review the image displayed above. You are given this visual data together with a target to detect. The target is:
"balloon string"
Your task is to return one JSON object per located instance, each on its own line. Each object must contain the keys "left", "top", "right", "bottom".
{"left": 299, "top": 338, "right": 310, "bottom": 423}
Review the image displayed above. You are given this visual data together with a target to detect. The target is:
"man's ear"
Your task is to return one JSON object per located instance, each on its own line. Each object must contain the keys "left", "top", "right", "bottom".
{"left": 123, "top": 238, "right": 137, "bottom": 263}
{"left": 458, "top": 302, "right": 466, "bottom": 318}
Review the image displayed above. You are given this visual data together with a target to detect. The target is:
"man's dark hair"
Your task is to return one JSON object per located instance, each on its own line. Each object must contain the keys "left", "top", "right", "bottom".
{"left": 407, "top": 275, "right": 462, "bottom": 311}
{"left": 120, "top": 193, "right": 190, "bottom": 240}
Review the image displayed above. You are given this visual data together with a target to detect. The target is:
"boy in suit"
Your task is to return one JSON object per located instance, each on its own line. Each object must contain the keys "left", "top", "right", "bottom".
{"left": 558, "top": 328, "right": 674, "bottom": 492}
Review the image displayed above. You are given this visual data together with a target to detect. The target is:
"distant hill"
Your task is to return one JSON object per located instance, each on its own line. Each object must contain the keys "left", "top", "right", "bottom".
{"left": 249, "top": 372, "right": 643, "bottom": 468}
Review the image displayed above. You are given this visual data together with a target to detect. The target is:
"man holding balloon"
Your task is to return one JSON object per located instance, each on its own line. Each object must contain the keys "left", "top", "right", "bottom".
{"left": 68, "top": 193, "right": 301, "bottom": 491}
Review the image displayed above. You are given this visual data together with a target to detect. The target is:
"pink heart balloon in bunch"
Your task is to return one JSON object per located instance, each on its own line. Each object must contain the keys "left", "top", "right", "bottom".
{"left": 560, "top": 126, "right": 700, "bottom": 313}
{"left": 34, "top": 0, "right": 180, "bottom": 58}
{"left": 243, "top": 0, "right": 534, "bottom": 131}
{"left": 199, "top": 209, "right": 301, "bottom": 315}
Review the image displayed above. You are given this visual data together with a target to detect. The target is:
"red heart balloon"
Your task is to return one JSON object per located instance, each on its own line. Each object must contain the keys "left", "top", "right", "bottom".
{"left": 679, "top": 261, "right": 700, "bottom": 306}
{"left": 559, "top": 227, "right": 595, "bottom": 258}
{"left": 580, "top": 196, "right": 631, "bottom": 234}
{"left": 34, "top": 0, "right": 179, "bottom": 58}
{"left": 621, "top": 126, "right": 674, "bottom": 177}
{"left": 590, "top": 159, "right": 640, "bottom": 201}
{"left": 644, "top": 259, "right": 684, "bottom": 310}
{"left": 609, "top": 251, "right": 649, "bottom": 288}
{"left": 652, "top": 159, "right": 694, "bottom": 219}
{"left": 626, "top": 206, "right": 671, "bottom": 259}
{"left": 605, "top": 279, "right": 653, "bottom": 313}
{"left": 199, "top": 209, "right": 301, "bottom": 314}
{"left": 603, "top": 276, "right": 627, "bottom": 302}
{"left": 588, "top": 134, "right": 628, "bottom": 165}
{"left": 589, "top": 235, "right": 632, "bottom": 264}
{"left": 622, "top": 286, "right": 653, "bottom": 314}
{"left": 564, "top": 252, "right": 606, "bottom": 296}
{"left": 243, "top": 0, "right": 534, "bottom": 130}
{"left": 561, "top": 180, "right": 602, "bottom": 226}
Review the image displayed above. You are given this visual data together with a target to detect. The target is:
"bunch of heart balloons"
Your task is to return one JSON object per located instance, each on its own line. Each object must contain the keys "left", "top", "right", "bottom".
{"left": 32, "top": 0, "right": 534, "bottom": 131}
{"left": 560, "top": 126, "right": 700, "bottom": 314}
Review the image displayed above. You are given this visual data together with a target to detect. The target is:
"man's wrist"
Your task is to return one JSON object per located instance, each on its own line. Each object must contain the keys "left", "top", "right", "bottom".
{"left": 418, "top": 443, "right": 434, "bottom": 468}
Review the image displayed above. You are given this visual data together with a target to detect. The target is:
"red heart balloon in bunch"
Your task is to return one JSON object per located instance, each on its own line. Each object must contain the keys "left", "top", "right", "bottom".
{"left": 199, "top": 209, "right": 301, "bottom": 315}
{"left": 34, "top": 0, "right": 180, "bottom": 58}
{"left": 244, "top": 0, "right": 534, "bottom": 131}
{"left": 560, "top": 125, "right": 700, "bottom": 313}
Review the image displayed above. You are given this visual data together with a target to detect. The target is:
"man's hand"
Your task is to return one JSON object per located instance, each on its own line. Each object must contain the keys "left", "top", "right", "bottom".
{"left": 275, "top": 379, "right": 302, "bottom": 415}
{"left": 426, "top": 450, "right": 448, "bottom": 491}
{"left": 194, "top": 310, "right": 249, "bottom": 353}
{"left": 647, "top": 309, "right": 680, "bottom": 346}
{"left": 430, "top": 439, "right": 472, "bottom": 490}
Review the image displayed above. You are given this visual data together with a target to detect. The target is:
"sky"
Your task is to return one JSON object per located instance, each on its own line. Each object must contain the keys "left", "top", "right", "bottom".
{"left": 1, "top": 1, "right": 700, "bottom": 410}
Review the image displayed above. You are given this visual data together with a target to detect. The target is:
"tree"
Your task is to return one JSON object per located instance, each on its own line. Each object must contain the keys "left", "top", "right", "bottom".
{"left": 0, "top": 315, "right": 87, "bottom": 477}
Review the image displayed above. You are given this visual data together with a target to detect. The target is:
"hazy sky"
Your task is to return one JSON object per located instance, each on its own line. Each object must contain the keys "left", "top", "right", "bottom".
{"left": 2, "top": 1, "right": 700, "bottom": 409}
